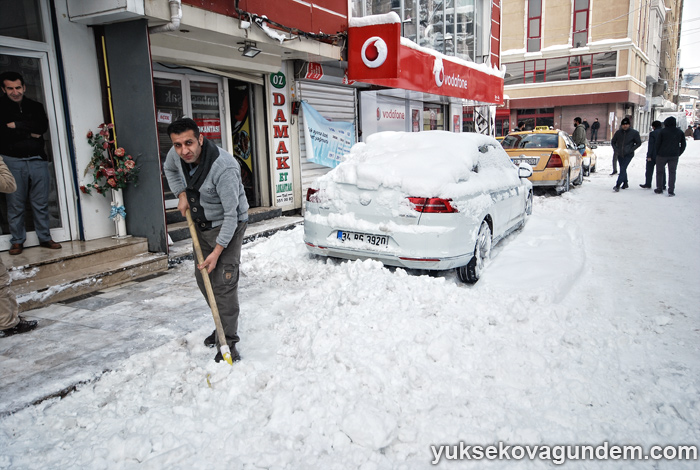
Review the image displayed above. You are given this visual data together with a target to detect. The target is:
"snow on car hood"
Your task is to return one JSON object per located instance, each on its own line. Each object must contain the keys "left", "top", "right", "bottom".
{"left": 320, "top": 131, "right": 520, "bottom": 198}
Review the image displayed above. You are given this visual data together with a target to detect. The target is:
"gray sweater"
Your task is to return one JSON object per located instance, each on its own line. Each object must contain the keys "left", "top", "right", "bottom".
{"left": 164, "top": 144, "right": 249, "bottom": 248}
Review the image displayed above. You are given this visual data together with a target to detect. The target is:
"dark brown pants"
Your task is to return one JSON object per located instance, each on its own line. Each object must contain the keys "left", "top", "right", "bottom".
{"left": 194, "top": 220, "right": 247, "bottom": 349}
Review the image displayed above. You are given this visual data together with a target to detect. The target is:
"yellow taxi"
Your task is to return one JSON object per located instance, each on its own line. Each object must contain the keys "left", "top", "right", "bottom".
{"left": 501, "top": 129, "right": 584, "bottom": 193}
{"left": 580, "top": 142, "right": 598, "bottom": 176}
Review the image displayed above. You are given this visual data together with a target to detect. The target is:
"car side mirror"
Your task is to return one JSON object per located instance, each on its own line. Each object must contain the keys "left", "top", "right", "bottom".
{"left": 518, "top": 162, "right": 533, "bottom": 178}
{"left": 577, "top": 144, "right": 585, "bottom": 152}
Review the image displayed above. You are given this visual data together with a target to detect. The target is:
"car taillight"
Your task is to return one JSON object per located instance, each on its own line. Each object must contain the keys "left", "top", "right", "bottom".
{"left": 407, "top": 197, "right": 458, "bottom": 213}
{"left": 306, "top": 188, "right": 322, "bottom": 203}
{"left": 580, "top": 149, "right": 587, "bottom": 157}
{"left": 546, "top": 153, "right": 563, "bottom": 168}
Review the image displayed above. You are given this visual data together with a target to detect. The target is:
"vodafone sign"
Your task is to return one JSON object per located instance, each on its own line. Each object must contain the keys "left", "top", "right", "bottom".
{"left": 348, "top": 13, "right": 504, "bottom": 105}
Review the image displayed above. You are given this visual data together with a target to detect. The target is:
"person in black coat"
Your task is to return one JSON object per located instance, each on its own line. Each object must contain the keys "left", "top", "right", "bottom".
{"left": 591, "top": 118, "right": 600, "bottom": 141}
{"left": 610, "top": 117, "right": 642, "bottom": 192}
{"left": 640, "top": 121, "right": 663, "bottom": 189}
{"left": 694, "top": 125, "right": 700, "bottom": 140}
{"left": 654, "top": 116, "right": 686, "bottom": 197}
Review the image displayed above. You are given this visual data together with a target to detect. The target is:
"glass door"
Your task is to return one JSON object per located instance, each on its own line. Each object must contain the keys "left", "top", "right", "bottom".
{"left": 0, "top": 49, "right": 72, "bottom": 251}
{"left": 154, "top": 72, "right": 226, "bottom": 209}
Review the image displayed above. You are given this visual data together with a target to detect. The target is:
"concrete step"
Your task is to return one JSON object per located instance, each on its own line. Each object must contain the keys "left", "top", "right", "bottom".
{"left": 3, "top": 237, "right": 169, "bottom": 312}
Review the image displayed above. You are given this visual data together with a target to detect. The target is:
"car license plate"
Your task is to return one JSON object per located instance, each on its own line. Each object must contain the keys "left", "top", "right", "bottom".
{"left": 512, "top": 157, "right": 539, "bottom": 166}
{"left": 337, "top": 230, "right": 388, "bottom": 247}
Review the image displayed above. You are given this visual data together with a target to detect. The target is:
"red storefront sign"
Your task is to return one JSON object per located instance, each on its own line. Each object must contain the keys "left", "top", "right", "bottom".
{"left": 305, "top": 62, "right": 324, "bottom": 80}
{"left": 195, "top": 118, "right": 222, "bottom": 140}
{"left": 348, "top": 13, "right": 504, "bottom": 105}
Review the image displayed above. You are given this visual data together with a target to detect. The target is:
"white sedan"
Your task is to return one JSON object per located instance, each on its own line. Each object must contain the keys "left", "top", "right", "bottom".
{"left": 304, "top": 131, "right": 533, "bottom": 283}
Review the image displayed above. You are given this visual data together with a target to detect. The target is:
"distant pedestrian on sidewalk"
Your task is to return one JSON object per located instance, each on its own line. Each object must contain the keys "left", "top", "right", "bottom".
{"left": 684, "top": 125, "right": 693, "bottom": 139}
{"left": 640, "top": 120, "right": 663, "bottom": 189}
{"left": 572, "top": 117, "right": 586, "bottom": 148}
{"left": 694, "top": 124, "right": 700, "bottom": 140}
{"left": 0, "top": 155, "right": 37, "bottom": 337}
{"left": 610, "top": 117, "right": 641, "bottom": 192}
{"left": 163, "top": 118, "right": 249, "bottom": 362}
{"left": 591, "top": 118, "right": 600, "bottom": 141}
{"left": 654, "top": 116, "right": 686, "bottom": 197}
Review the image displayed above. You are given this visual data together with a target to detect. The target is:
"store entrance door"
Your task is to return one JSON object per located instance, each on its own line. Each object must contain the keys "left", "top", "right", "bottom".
{"left": 153, "top": 72, "right": 227, "bottom": 209}
{"left": 0, "top": 49, "right": 73, "bottom": 251}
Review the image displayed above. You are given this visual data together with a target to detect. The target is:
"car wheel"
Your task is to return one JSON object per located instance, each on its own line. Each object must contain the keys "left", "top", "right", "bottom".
{"left": 584, "top": 165, "right": 590, "bottom": 177}
{"left": 457, "top": 220, "right": 492, "bottom": 284}
{"left": 557, "top": 170, "right": 571, "bottom": 194}
{"left": 574, "top": 166, "right": 584, "bottom": 185}
{"left": 525, "top": 190, "right": 533, "bottom": 216}
{"left": 591, "top": 163, "right": 596, "bottom": 173}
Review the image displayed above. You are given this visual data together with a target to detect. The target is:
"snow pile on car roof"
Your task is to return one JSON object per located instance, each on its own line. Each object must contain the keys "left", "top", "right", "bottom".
{"left": 321, "top": 131, "right": 519, "bottom": 197}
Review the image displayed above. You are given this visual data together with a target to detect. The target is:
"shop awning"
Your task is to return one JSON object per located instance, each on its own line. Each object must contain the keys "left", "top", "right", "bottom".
{"left": 347, "top": 13, "right": 504, "bottom": 105}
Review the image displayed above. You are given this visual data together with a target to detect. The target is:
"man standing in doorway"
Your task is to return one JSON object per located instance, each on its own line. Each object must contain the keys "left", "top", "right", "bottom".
{"left": 0, "top": 71, "right": 61, "bottom": 255}
{"left": 164, "top": 118, "right": 249, "bottom": 363}
{"left": 610, "top": 117, "right": 641, "bottom": 192}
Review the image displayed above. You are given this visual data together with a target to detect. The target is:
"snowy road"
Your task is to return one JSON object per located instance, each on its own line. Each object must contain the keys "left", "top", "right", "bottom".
{"left": 1, "top": 142, "right": 699, "bottom": 469}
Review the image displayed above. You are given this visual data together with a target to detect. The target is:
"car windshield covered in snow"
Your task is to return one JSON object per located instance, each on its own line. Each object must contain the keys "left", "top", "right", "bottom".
{"left": 323, "top": 131, "right": 520, "bottom": 199}
{"left": 501, "top": 133, "right": 559, "bottom": 149}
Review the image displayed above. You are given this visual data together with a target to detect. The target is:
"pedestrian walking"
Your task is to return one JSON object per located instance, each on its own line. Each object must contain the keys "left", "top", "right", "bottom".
{"left": 591, "top": 118, "right": 600, "bottom": 141}
{"left": 693, "top": 124, "right": 700, "bottom": 140}
{"left": 640, "top": 120, "right": 663, "bottom": 189}
{"left": 684, "top": 125, "right": 693, "bottom": 139}
{"left": 610, "top": 117, "right": 641, "bottom": 192}
{"left": 163, "top": 118, "right": 249, "bottom": 362}
{"left": 582, "top": 118, "right": 590, "bottom": 137}
{"left": 0, "top": 155, "right": 38, "bottom": 337}
{"left": 654, "top": 116, "right": 686, "bottom": 197}
{"left": 0, "top": 71, "right": 62, "bottom": 256}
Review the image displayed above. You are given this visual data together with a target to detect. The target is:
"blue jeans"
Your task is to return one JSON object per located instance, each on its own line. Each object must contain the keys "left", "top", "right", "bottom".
{"left": 616, "top": 154, "right": 633, "bottom": 187}
{"left": 2, "top": 156, "right": 52, "bottom": 245}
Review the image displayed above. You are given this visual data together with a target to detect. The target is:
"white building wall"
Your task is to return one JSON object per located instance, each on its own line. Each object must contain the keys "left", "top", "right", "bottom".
{"left": 55, "top": 0, "right": 116, "bottom": 240}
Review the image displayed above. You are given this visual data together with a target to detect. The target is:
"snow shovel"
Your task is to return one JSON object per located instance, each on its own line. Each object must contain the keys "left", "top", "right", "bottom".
{"left": 185, "top": 209, "right": 234, "bottom": 366}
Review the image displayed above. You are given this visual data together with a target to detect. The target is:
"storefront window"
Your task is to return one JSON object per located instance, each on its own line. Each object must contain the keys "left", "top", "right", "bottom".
{"left": 190, "top": 81, "right": 223, "bottom": 147}
{"left": 0, "top": 0, "right": 44, "bottom": 42}
{"left": 424, "top": 104, "right": 444, "bottom": 130}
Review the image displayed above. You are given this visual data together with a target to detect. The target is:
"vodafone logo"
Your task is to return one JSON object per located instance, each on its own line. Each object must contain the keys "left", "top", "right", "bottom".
{"left": 361, "top": 36, "right": 388, "bottom": 68}
{"left": 434, "top": 57, "right": 445, "bottom": 87}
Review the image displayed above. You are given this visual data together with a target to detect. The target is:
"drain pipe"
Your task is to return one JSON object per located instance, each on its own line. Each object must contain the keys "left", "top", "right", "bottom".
{"left": 148, "top": 0, "right": 182, "bottom": 34}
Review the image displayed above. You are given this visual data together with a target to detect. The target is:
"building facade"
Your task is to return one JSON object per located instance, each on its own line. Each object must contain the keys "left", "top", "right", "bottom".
{"left": 500, "top": 0, "right": 681, "bottom": 141}
{"left": 0, "top": 0, "right": 503, "bottom": 256}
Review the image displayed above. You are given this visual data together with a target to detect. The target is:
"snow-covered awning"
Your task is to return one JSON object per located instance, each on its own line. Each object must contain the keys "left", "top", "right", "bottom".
{"left": 347, "top": 13, "right": 504, "bottom": 105}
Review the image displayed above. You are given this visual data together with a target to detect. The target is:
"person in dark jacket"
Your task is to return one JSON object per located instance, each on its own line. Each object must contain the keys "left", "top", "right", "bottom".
{"left": 610, "top": 117, "right": 642, "bottom": 192}
{"left": 590, "top": 118, "right": 600, "bottom": 141}
{"left": 0, "top": 71, "right": 62, "bottom": 255}
{"left": 654, "top": 116, "right": 686, "bottom": 197}
{"left": 640, "top": 120, "right": 663, "bottom": 189}
{"left": 694, "top": 124, "right": 700, "bottom": 140}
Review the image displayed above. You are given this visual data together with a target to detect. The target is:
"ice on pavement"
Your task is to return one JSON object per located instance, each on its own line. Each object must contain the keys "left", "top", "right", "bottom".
{"left": 1, "top": 141, "right": 699, "bottom": 469}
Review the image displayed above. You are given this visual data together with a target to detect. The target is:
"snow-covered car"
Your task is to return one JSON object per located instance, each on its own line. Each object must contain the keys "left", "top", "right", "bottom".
{"left": 303, "top": 131, "right": 534, "bottom": 283}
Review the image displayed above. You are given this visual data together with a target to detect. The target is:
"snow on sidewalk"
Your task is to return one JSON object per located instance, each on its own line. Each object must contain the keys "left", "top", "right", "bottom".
{"left": 1, "top": 141, "right": 698, "bottom": 469}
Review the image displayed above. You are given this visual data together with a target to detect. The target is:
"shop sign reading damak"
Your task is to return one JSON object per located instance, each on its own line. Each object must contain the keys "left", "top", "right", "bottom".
{"left": 269, "top": 71, "right": 294, "bottom": 206}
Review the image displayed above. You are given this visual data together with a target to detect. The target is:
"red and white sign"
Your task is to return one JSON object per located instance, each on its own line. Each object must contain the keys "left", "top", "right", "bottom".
{"left": 305, "top": 62, "right": 324, "bottom": 81}
{"left": 348, "top": 14, "right": 503, "bottom": 104}
{"left": 195, "top": 118, "right": 221, "bottom": 140}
